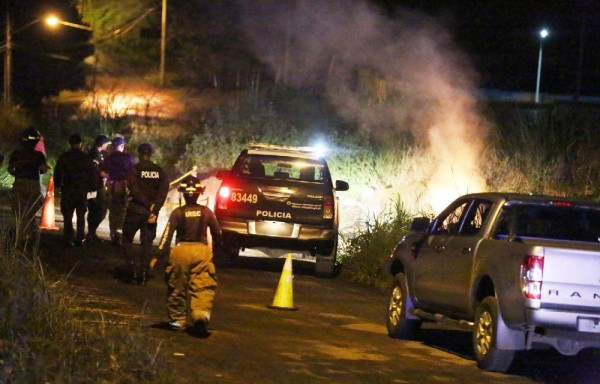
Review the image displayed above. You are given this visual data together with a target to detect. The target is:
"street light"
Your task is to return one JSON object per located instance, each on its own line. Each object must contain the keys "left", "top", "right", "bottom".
{"left": 45, "top": 15, "right": 92, "bottom": 31}
{"left": 2, "top": 14, "right": 92, "bottom": 104}
{"left": 535, "top": 28, "right": 549, "bottom": 103}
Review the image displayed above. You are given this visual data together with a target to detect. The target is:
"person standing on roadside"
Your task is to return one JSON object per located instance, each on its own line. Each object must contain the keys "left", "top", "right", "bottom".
{"left": 156, "top": 175, "right": 222, "bottom": 334}
{"left": 7, "top": 127, "right": 49, "bottom": 241}
{"left": 122, "top": 143, "right": 169, "bottom": 285}
{"left": 86, "top": 135, "right": 111, "bottom": 243}
{"left": 54, "top": 134, "right": 97, "bottom": 247}
{"left": 101, "top": 136, "right": 135, "bottom": 246}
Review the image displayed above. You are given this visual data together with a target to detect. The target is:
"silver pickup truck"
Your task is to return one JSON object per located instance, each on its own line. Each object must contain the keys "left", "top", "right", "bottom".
{"left": 386, "top": 192, "right": 600, "bottom": 372}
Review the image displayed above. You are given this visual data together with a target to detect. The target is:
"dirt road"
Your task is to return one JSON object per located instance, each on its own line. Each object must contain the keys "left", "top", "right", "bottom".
{"left": 32, "top": 232, "right": 600, "bottom": 384}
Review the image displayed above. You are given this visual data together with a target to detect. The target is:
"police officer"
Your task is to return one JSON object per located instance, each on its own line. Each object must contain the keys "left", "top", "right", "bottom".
{"left": 157, "top": 175, "right": 222, "bottom": 334}
{"left": 122, "top": 143, "right": 169, "bottom": 285}
{"left": 86, "top": 135, "right": 111, "bottom": 243}
{"left": 101, "top": 136, "right": 135, "bottom": 246}
{"left": 8, "top": 127, "right": 49, "bottom": 241}
{"left": 54, "top": 134, "right": 97, "bottom": 246}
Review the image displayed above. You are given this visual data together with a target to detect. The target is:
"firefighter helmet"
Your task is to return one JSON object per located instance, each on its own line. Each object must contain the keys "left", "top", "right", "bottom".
{"left": 21, "top": 127, "right": 41, "bottom": 143}
{"left": 177, "top": 175, "right": 206, "bottom": 195}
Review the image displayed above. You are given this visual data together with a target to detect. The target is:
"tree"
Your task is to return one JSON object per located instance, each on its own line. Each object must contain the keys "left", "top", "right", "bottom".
{"left": 79, "top": 0, "right": 158, "bottom": 75}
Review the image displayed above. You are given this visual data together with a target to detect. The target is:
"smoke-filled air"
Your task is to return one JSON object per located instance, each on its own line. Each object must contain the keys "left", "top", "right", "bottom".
{"left": 240, "top": 0, "right": 489, "bottom": 216}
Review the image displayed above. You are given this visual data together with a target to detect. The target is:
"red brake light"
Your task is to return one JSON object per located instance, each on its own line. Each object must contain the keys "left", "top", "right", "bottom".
{"left": 217, "top": 186, "right": 231, "bottom": 210}
{"left": 520, "top": 255, "right": 544, "bottom": 299}
{"left": 323, "top": 196, "right": 334, "bottom": 219}
{"left": 551, "top": 201, "right": 573, "bottom": 208}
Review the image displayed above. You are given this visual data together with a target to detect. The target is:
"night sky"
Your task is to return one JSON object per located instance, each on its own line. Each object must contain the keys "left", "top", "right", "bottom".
{"left": 3, "top": 0, "right": 600, "bottom": 100}
{"left": 379, "top": 0, "right": 600, "bottom": 97}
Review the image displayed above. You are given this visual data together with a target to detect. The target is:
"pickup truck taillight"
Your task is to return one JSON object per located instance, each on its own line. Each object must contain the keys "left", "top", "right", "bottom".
{"left": 520, "top": 255, "right": 544, "bottom": 299}
{"left": 323, "top": 196, "right": 334, "bottom": 219}
{"left": 217, "top": 186, "right": 231, "bottom": 210}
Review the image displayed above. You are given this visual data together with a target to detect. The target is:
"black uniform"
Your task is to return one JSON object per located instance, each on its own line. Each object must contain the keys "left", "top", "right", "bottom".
{"left": 122, "top": 159, "right": 169, "bottom": 282}
{"left": 8, "top": 144, "right": 48, "bottom": 240}
{"left": 158, "top": 202, "right": 222, "bottom": 329}
{"left": 54, "top": 148, "right": 96, "bottom": 244}
{"left": 87, "top": 147, "right": 109, "bottom": 239}
{"left": 101, "top": 150, "right": 135, "bottom": 243}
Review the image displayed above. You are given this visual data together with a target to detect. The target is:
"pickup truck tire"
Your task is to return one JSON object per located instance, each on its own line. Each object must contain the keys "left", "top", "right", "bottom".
{"left": 473, "top": 296, "right": 515, "bottom": 372}
{"left": 215, "top": 235, "right": 239, "bottom": 267}
{"left": 315, "top": 241, "right": 337, "bottom": 278}
{"left": 386, "top": 273, "right": 421, "bottom": 340}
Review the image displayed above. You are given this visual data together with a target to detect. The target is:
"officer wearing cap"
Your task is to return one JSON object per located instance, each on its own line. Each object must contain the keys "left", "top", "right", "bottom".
{"left": 101, "top": 136, "right": 135, "bottom": 245}
{"left": 54, "top": 134, "right": 97, "bottom": 246}
{"left": 122, "top": 143, "right": 169, "bottom": 285}
{"left": 156, "top": 175, "right": 222, "bottom": 334}
{"left": 8, "top": 127, "right": 49, "bottom": 241}
{"left": 86, "top": 135, "right": 111, "bottom": 243}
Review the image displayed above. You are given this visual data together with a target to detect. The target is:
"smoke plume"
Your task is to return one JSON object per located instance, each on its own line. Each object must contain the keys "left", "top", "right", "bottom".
{"left": 240, "top": 0, "right": 489, "bottom": 213}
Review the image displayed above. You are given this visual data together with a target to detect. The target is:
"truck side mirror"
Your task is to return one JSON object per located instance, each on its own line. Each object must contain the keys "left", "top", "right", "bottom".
{"left": 335, "top": 180, "right": 349, "bottom": 191}
{"left": 410, "top": 217, "right": 430, "bottom": 233}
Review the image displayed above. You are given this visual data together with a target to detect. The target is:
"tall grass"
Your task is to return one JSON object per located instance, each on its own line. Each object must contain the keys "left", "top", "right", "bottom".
{"left": 485, "top": 104, "right": 600, "bottom": 200}
{"left": 176, "top": 97, "right": 312, "bottom": 174}
{"left": 339, "top": 196, "right": 413, "bottom": 290}
{"left": 0, "top": 232, "right": 173, "bottom": 383}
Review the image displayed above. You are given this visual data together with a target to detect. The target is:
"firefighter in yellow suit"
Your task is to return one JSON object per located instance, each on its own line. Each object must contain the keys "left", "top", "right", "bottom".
{"left": 157, "top": 175, "right": 222, "bottom": 334}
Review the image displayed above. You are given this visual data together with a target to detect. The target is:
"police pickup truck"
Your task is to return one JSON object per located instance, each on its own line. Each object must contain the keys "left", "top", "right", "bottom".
{"left": 214, "top": 144, "right": 349, "bottom": 277}
{"left": 386, "top": 192, "right": 600, "bottom": 372}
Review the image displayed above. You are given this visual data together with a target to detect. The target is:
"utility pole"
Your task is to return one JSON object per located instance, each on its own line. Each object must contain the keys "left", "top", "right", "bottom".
{"left": 160, "top": 0, "right": 166, "bottom": 86}
{"left": 4, "top": 12, "right": 12, "bottom": 104}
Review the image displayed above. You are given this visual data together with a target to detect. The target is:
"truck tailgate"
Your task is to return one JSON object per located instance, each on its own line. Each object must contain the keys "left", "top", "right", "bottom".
{"left": 542, "top": 246, "right": 600, "bottom": 310}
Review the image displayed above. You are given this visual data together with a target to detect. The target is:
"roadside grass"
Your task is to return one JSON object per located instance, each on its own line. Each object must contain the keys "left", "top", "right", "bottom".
{"left": 339, "top": 197, "right": 413, "bottom": 290}
{"left": 0, "top": 231, "right": 174, "bottom": 383}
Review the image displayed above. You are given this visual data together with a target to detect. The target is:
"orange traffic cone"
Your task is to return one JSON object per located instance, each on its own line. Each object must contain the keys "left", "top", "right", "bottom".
{"left": 40, "top": 176, "right": 59, "bottom": 231}
{"left": 268, "top": 254, "right": 298, "bottom": 311}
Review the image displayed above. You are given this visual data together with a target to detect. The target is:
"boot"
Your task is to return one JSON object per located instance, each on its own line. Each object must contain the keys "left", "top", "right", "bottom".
{"left": 137, "top": 266, "right": 148, "bottom": 286}
{"left": 128, "top": 262, "right": 138, "bottom": 284}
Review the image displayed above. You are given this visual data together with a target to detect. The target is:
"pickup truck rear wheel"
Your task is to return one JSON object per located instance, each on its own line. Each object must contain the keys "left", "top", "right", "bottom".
{"left": 473, "top": 296, "right": 515, "bottom": 372}
{"left": 315, "top": 240, "right": 338, "bottom": 278}
{"left": 386, "top": 273, "right": 421, "bottom": 339}
{"left": 215, "top": 234, "right": 239, "bottom": 267}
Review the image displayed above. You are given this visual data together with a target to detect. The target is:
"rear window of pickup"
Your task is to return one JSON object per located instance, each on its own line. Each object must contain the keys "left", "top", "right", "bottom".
{"left": 234, "top": 155, "right": 328, "bottom": 183}
{"left": 494, "top": 203, "right": 600, "bottom": 243}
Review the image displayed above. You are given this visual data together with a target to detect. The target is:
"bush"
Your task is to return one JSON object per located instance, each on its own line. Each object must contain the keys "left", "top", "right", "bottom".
{"left": 0, "top": 232, "right": 173, "bottom": 383}
{"left": 339, "top": 196, "right": 413, "bottom": 290}
{"left": 176, "top": 97, "right": 310, "bottom": 174}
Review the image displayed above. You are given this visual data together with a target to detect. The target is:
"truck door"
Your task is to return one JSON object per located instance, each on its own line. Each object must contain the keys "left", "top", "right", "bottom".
{"left": 441, "top": 200, "right": 492, "bottom": 313}
{"left": 413, "top": 199, "right": 492, "bottom": 314}
{"left": 413, "top": 199, "right": 471, "bottom": 310}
